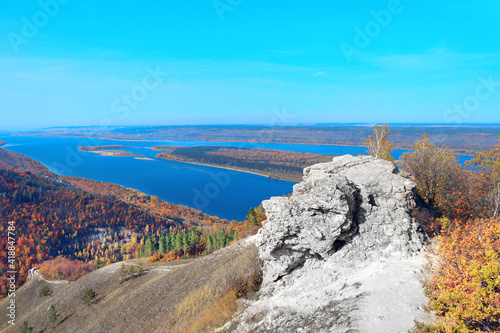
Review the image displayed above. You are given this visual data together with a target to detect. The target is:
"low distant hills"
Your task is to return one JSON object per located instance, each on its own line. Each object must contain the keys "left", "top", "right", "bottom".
{"left": 17, "top": 124, "right": 500, "bottom": 155}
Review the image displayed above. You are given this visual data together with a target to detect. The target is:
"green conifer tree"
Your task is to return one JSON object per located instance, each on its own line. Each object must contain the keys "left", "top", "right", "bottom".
{"left": 159, "top": 235, "right": 166, "bottom": 254}
{"left": 49, "top": 305, "right": 59, "bottom": 328}
{"left": 119, "top": 263, "right": 127, "bottom": 284}
{"left": 82, "top": 287, "right": 96, "bottom": 306}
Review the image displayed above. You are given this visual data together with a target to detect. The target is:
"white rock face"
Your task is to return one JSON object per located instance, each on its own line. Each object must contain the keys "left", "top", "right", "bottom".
{"left": 224, "top": 155, "right": 432, "bottom": 333}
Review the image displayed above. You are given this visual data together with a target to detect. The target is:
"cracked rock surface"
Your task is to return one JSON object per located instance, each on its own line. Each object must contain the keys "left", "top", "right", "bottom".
{"left": 222, "top": 155, "right": 432, "bottom": 333}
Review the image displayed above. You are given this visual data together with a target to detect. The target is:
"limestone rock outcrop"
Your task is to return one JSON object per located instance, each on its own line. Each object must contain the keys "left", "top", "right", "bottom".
{"left": 223, "top": 155, "right": 432, "bottom": 333}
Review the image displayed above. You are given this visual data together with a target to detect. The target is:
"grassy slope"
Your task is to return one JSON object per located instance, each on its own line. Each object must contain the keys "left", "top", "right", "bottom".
{"left": 0, "top": 239, "right": 259, "bottom": 333}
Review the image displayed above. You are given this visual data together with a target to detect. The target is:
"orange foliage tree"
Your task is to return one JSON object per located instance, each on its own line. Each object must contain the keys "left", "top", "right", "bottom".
{"left": 39, "top": 258, "right": 95, "bottom": 281}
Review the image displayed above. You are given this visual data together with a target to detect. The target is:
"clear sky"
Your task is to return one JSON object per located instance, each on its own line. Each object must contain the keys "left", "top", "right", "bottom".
{"left": 1, "top": 0, "right": 499, "bottom": 129}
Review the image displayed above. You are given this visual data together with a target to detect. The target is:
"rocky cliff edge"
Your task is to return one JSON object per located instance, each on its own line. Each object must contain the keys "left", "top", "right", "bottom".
{"left": 223, "top": 155, "right": 432, "bottom": 333}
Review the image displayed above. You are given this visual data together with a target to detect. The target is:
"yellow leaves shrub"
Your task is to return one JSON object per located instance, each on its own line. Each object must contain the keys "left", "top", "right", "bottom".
{"left": 425, "top": 218, "right": 500, "bottom": 332}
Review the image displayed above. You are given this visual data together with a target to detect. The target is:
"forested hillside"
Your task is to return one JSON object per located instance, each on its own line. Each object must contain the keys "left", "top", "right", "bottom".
{"left": 0, "top": 168, "right": 167, "bottom": 296}
{"left": 156, "top": 145, "right": 334, "bottom": 181}
{"left": 0, "top": 148, "right": 56, "bottom": 177}
{"left": 64, "top": 176, "right": 226, "bottom": 227}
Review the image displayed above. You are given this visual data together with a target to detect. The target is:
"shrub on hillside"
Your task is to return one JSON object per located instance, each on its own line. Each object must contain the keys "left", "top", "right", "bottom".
{"left": 82, "top": 287, "right": 96, "bottom": 306}
{"left": 118, "top": 262, "right": 144, "bottom": 284}
{"left": 39, "top": 257, "right": 95, "bottom": 281}
{"left": 412, "top": 208, "right": 441, "bottom": 237}
{"left": 424, "top": 218, "right": 500, "bottom": 332}
{"left": 19, "top": 321, "right": 34, "bottom": 333}
{"left": 38, "top": 286, "right": 53, "bottom": 297}
{"left": 149, "top": 251, "right": 161, "bottom": 263}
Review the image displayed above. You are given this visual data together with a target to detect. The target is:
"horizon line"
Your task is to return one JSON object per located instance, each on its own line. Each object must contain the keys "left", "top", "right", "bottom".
{"left": 2, "top": 122, "right": 500, "bottom": 132}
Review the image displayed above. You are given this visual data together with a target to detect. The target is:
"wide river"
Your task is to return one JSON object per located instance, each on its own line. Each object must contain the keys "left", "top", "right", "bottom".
{"left": 0, "top": 135, "right": 472, "bottom": 221}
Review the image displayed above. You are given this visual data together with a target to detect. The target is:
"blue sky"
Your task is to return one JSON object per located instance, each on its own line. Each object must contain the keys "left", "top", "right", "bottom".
{"left": 1, "top": 0, "right": 499, "bottom": 129}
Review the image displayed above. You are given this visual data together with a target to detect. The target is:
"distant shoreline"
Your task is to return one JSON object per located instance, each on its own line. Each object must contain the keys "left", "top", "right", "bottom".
{"left": 13, "top": 133, "right": 478, "bottom": 157}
